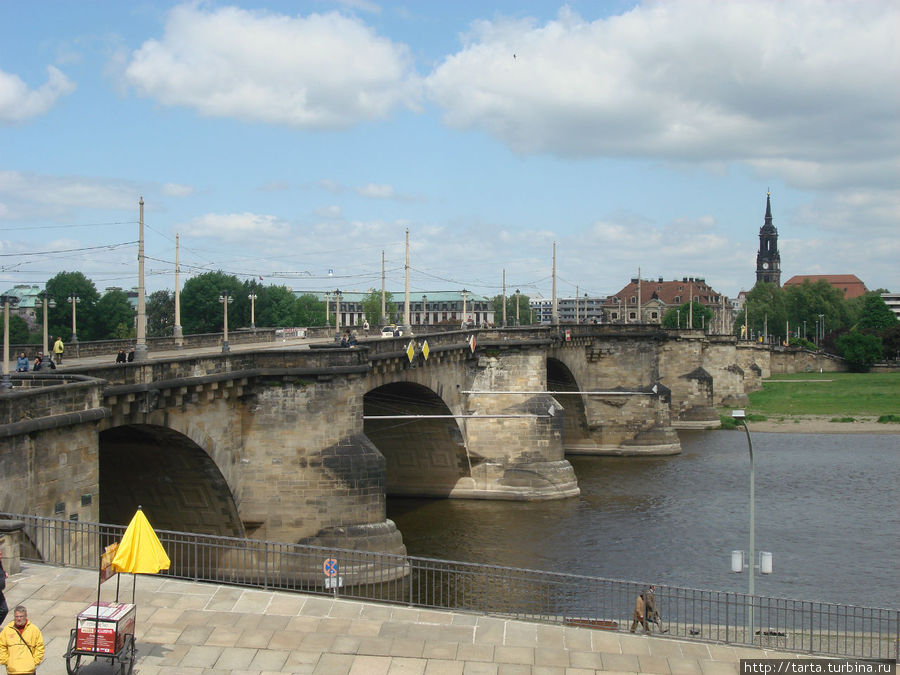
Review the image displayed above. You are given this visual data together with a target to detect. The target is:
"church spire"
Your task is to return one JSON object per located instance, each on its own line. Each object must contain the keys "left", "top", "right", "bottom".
{"left": 756, "top": 190, "right": 780, "bottom": 286}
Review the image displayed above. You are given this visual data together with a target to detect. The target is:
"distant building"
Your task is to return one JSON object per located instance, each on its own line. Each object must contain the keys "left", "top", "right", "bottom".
{"left": 300, "top": 290, "right": 495, "bottom": 327}
{"left": 880, "top": 292, "right": 900, "bottom": 321}
{"left": 782, "top": 274, "right": 868, "bottom": 299}
{"left": 604, "top": 277, "right": 732, "bottom": 332}
{"left": 756, "top": 191, "right": 781, "bottom": 286}
{"left": 1, "top": 284, "right": 43, "bottom": 329}
{"left": 529, "top": 295, "right": 608, "bottom": 324}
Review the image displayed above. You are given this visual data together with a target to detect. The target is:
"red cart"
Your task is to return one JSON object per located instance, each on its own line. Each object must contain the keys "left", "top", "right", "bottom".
{"left": 64, "top": 601, "right": 136, "bottom": 674}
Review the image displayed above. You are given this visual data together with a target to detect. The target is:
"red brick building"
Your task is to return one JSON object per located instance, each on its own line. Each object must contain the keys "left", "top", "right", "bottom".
{"left": 604, "top": 277, "right": 732, "bottom": 332}
{"left": 782, "top": 274, "right": 868, "bottom": 299}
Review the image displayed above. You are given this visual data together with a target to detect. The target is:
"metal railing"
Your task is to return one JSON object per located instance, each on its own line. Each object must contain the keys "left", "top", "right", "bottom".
{"left": 4, "top": 512, "right": 897, "bottom": 660}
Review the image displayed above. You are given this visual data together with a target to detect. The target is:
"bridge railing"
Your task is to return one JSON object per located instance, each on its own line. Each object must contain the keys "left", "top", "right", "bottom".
{"left": 3, "top": 511, "right": 897, "bottom": 661}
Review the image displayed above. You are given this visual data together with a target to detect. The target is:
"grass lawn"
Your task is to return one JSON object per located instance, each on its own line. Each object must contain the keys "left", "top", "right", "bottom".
{"left": 746, "top": 372, "right": 900, "bottom": 417}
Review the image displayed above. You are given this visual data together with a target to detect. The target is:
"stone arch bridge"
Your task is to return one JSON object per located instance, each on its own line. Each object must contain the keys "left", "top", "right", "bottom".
{"left": 2, "top": 325, "right": 780, "bottom": 562}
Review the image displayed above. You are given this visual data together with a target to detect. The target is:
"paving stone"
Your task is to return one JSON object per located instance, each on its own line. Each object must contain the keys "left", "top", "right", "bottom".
{"left": 387, "top": 656, "right": 428, "bottom": 674}
{"left": 348, "top": 654, "right": 393, "bottom": 674}
{"left": 493, "top": 645, "right": 534, "bottom": 665}
{"left": 423, "top": 658, "right": 465, "bottom": 675}
{"left": 212, "top": 646, "right": 259, "bottom": 670}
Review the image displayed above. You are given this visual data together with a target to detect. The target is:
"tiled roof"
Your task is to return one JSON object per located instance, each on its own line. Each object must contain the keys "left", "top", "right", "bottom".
{"left": 783, "top": 275, "right": 868, "bottom": 299}
{"left": 604, "top": 278, "right": 725, "bottom": 307}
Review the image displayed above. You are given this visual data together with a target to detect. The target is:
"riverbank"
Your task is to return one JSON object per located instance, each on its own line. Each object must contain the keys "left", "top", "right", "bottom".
{"left": 746, "top": 415, "right": 900, "bottom": 434}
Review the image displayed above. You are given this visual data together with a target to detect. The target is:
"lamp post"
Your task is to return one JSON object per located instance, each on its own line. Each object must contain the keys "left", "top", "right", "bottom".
{"left": 515, "top": 289, "right": 521, "bottom": 326}
{"left": 1, "top": 295, "right": 18, "bottom": 389}
{"left": 731, "top": 409, "right": 773, "bottom": 644}
{"left": 38, "top": 292, "right": 56, "bottom": 356}
{"left": 422, "top": 295, "right": 427, "bottom": 325}
{"left": 334, "top": 290, "right": 342, "bottom": 336}
{"left": 248, "top": 293, "right": 257, "bottom": 329}
{"left": 219, "top": 291, "right": 233, "bottom": 352}
{"left": 68, "top": 294, "right": 80, "bottom": 343}
{"left": 461, "top": 289, "right": 469, "bottom": 328}
{"left": 817, "top": 313, "right": 824, "bottom": 349}
{"left": 676, "top": 307, "right": 681, "bottom": 328}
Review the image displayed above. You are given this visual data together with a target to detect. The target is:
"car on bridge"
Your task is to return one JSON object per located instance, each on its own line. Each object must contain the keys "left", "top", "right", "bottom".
{"left": 381, "top": 325, "right": 403, "bottom": 338}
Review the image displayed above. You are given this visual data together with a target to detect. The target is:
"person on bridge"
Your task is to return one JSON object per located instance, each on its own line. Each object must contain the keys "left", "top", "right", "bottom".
{"left": 14, "top": 353, "right": 28, "bottom": 372}
{"left": 0, "top": 605, "right": 44, "bottom": 674}
{"left": 644, "top": 585, "right": 665, "bottom": 632}
{"left": 630, "top": 592, "right": 648, "bottom": 633}
{"left": 116, "top": 349, "right": 127, "bottom": 364}
{"left": 31, "top": 354, "right": 54, "bottom": 372}
{"left": 127, "top": 346, "right": 135, "bottom": 362}
{"left": 52, "top": 337, "right": 64, "bottom": 365}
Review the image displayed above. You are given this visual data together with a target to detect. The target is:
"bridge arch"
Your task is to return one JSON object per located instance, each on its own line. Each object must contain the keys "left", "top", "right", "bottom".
{"left": 363, "top": 382, "right": 471, "bottom": 497}
{"left": 99, "top": 424, "right": 244, "bottom": 537}
{"left": 546, "top": 357, "right": 591, "bottom": 452}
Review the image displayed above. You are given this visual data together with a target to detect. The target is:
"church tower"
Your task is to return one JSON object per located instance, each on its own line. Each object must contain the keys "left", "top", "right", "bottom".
{"left": 756, "top": 191, "right": 781, "bottom": 285}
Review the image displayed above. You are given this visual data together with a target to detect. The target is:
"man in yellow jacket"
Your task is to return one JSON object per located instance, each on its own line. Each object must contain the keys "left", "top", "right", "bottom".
{"left": 0, "top": 606, "right": 44, "bottom": 674}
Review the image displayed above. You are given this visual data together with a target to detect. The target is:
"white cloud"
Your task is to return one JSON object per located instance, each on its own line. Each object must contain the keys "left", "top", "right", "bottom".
{"left": 0, "top": 171, "right": 136, "bottom": 219}
{"left": 162, "top": 182, "right": 194, "bottom": 197}
{"left": 356, "top": 183, "right": 397, "bottom": 199}
{"left": 315, "top": 205, "right": 343, "bottom": 218}
{"left": 0, "top": 66, "right": 76, "bottom": 124}
{"left": 125, "top": 4, "right": 420, "bottom": 129}
{"left": 426, "top": 2, "right": 900, "bottom": 189}
{"left": 183, "top": 212, "right": 290, "bottom": 242}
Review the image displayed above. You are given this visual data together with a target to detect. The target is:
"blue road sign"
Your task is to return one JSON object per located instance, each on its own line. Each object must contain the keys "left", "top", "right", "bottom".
{"left": 323, "top": 558, "right": 338, "bottom": 577}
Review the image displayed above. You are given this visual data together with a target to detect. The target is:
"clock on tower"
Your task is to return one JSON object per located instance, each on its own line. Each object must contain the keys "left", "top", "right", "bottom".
{"left": 756, "top": 191, "right": 781, "bottom": 286}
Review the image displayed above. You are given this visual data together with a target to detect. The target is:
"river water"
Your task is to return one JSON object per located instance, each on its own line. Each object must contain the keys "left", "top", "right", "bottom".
{"left": 387, "top": 431, "right": 899, "bottom": 609}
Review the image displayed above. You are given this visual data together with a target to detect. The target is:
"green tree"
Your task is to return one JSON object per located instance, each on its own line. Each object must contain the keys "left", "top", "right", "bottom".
{"left": 180, "top": 271, "right": 244, "bottom": 334}
{"left": 835, "top": 331, "right": 883, "bottom": 372}
{"left": 44, "top": 271, "right": 100, "bottom": 341}
{"left": 1, "top": 313, "right": 31, "bottom": 344}
{"left": 94, "top": 289, "right": 135, "bottom": 340}
{"left": 146, "top": 290, "right": 174, "bottom": 337}
{"left": 256, "top": 285, "right": 296, "bottom": 327}
{"left": 361, "top": 290, "right": 395, "bottom": 326}
{"left": 733, "top": 282, "right": 787, "bottom": 341}
{"left": 784, "top": 279, "right": 852, "bottom": 338}
{"left": 855, "top": 292, "right": 898, "bottom": 330}
{"left": 662, "top": 301, "right": 713, "bottom": 329}
{"left": 295, "top": 293, "right": 326, "bottom": 326}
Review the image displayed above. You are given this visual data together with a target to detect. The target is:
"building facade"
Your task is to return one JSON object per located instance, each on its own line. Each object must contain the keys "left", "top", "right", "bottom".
{"left": 529, "top": 295, "right": 608, "bottom": 324}
{"left": 603, "top": 277, "right": 733, "bottom": 333}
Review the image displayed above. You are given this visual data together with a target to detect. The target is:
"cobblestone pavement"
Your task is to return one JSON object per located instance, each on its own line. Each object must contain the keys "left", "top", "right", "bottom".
{"left": 3, "top": 562, "right": 827, "bottom": 675}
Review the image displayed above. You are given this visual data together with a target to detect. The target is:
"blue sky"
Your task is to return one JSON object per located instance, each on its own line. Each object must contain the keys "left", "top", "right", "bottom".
{"left": 1, "top": 0, "right": 898, "bottom": 302}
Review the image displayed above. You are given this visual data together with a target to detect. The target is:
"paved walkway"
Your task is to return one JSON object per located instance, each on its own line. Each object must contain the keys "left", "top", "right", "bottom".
{"left": 4, "top": 562, "right": 815, "bottom": 675}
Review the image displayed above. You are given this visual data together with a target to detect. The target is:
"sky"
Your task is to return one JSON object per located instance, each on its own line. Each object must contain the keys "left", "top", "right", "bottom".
{"left": 1, "top": 0, "right": 898, "bottom": 303}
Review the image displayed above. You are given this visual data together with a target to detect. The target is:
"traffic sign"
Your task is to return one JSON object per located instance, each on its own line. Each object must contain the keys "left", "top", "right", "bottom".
{"left": 406, "top": 340, "right": 416, "bottom": 362}
{"left": 323, "top": 558, "right": 338, "bottom": 577}
{"left": 421, "top": 340, "right": 430, "bottom": 360}
{"left": 468, "top": 335, "right": 476, "bottom": 353}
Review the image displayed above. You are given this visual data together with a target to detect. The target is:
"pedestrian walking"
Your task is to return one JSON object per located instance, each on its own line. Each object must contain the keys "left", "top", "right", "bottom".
{"left": 52, "top": 337, "right": 64, "bottom": 365}
{"left": 0, "top": 605, "right": 44, "bottom": 674}
{"left": 630, "top": 592, "right": 648, "bottom": 633}
{"left": 644, "top": 585, "right": 666, "bottom": 632}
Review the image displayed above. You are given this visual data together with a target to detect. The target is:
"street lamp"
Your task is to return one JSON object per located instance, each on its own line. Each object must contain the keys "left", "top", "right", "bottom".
{"left": 730, "top": 409, "right": 773, "bottom": 644}
{"left": 68, "top": 294, "right": 80, "bottom": 343}
{"left": 515, "top": 289, "right": 520, "bottom": 326}
{"left": 676, "top": 307, "right": 681, "bottom": 328}
{"left": 422, "top": 295, "right": 427, "bottom": 325}
{"left": 218, "top": 291, "right": 233, "bottom": 352}
{"left": 1, "top": 294, "right": 18, "bottom": 389}
{"left": 817, "top": 313, "right": 825, "bottom": 349}
{"left": 461, "top": 289, "right": 468, "bottom": 328}
{"left": 38, "top": 291, "right": 56, "bottom": 356}
{"left": 334, "top": 289, "right": 342, "bottom": 336}
{"left": 248, "top": 293, "right": 257, "bottom": 329}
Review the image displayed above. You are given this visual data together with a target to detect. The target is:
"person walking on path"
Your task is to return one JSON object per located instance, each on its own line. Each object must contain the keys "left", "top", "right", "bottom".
{"left": 0, "top": 605, "right": 44, "bottom": 674}
{"left": 52, "top": 337, "right": 64, "bottom": 365}
{"left": 644, "top": 584, "right": 665, "bottom": 632}
{"left": 630, "top": 591, "right": 648, "bottom": 633}
{"left": 0, "top": 550, "right": 7, "bottom": 626}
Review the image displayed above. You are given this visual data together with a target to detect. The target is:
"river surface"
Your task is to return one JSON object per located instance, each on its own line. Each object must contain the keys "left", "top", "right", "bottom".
{"left": 387, "top": 431, "right": 899, "bottom": 609}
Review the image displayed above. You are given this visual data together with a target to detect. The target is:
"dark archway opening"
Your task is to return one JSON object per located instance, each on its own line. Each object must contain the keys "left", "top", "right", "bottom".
{"left": 364, "top": 382, "right": 470, "bottom": 497}
{"left": 99, "top": 425, "right": 244, "bottom": 537}
{"left": 547, "top": 358, "right": 590, "bottom": 449}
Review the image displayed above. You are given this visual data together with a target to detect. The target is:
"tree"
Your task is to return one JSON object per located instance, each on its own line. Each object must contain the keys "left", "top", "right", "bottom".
{"left": 784, "top": 279, "right": 852, "bottom": 338}
{"left": 856, "top": 292, "right": 898, "bottom": 331}
{"left": 44, "top": 271, "right": 100, "bottom": 341}
{"left": 94, "top": 289, "right": 135, "bottom": 340}
{"left": 180, "top": 271, "right": 244, "bottom": 335}
{"left": 733, "top": 282, "right": 787, "bottom": 341}
{"left": 295, "top": 293, "right": 326, "bottom": 326}
{"left": 663, "top": 301, "right": 713, "bottom": 329}
{"left": 1, "top": 314, "right": 31, "bottom": 344}
{"left": 361, "top": 290, "right": 394, "bottom": 326}
{"left": 835, "top": 331, "right": 883, "bottom": 372}
{"left": 146, "top": 290, "right": 174, "bottom": 337}
{"left": 256, "top": 285, "right": 296, "bottom": 328}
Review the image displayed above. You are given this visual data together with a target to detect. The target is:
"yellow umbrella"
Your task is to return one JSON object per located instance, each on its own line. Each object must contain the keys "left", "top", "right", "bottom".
{"left": 111, "top": 508, "right": 171, "bottom": 574}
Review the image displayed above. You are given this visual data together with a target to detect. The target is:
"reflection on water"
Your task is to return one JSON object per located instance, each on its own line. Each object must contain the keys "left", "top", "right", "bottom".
{"left": 387, "top": 431, "right": 899, "bottom": 608}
